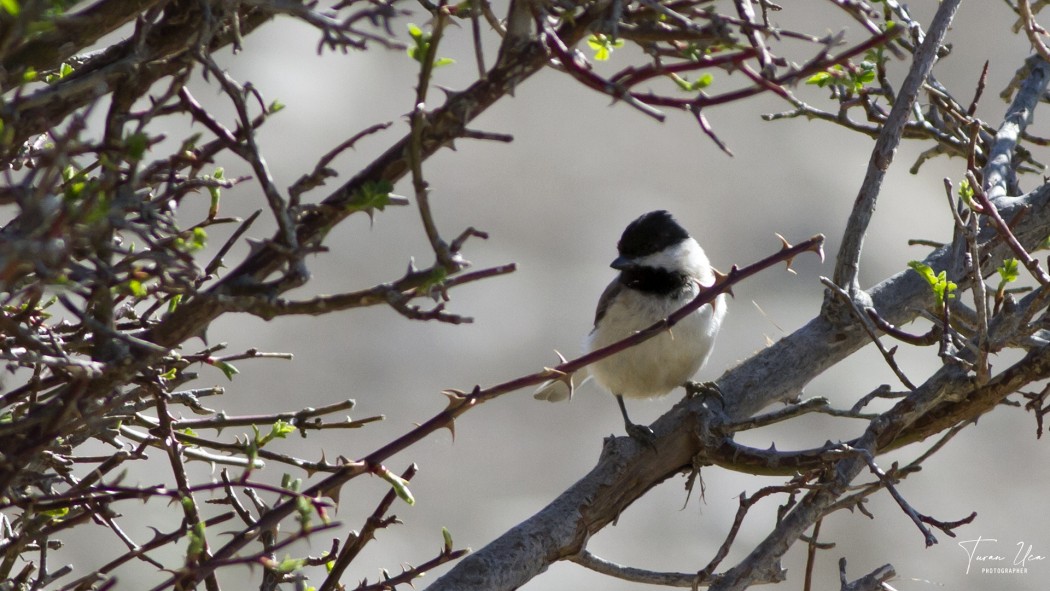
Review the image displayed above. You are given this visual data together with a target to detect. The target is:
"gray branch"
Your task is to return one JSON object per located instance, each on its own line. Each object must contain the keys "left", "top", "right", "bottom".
{"left": 830, "top": 0, "right": 961, "bottom": 294}
{"left": 985, "top": 55, "right": 1050, "bottom": 200}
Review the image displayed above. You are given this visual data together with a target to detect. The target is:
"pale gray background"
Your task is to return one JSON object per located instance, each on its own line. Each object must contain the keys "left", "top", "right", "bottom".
{"left": 55, "top": 0, "right": 1050, "bottom": 589}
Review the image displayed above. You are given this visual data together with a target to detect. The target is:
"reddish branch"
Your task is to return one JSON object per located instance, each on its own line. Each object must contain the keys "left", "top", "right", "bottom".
{"left": 154, "top": 234, "right": 824, "bottom": 589}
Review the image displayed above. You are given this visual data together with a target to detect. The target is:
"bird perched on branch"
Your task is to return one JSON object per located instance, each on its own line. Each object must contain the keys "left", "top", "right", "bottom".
{"left": 536, "top": 210, "right": 726, "bottom": 445}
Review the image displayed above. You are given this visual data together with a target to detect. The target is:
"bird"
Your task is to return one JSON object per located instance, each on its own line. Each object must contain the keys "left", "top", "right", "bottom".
{"left": 535, "top": 210, "right": 726, "bottom": 444}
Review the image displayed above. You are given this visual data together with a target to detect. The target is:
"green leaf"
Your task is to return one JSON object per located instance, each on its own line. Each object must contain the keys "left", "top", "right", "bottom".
{"left": 268, "top": 100, "right": 285, "bottom": 114}
{"left": 378, "top": 468, "right": 415, "bottom": 505}
{"left": 206, "top": 167, "right": 224, "bottom": 217}
{"left": 0, "top": 0, "right": 19, "bottom": 17}
{"left": 442, "top": 526, "right": 454, "bottom": 551}
{"left": 908, "top": 261, "right": 956, "bottom": 310}
{"left": 672, "top": 73, "right": 713, "bottom": 92}
{"left": 587, "top": 34, "right": 623, "bottom": 61}
{"left": 176, "top": 227, "right": 207, "bottom": 252}
{"left": 997, "top": 258, "right": 1020, "bottom": 285}
{"left": 269, "top": 419, "right": 295, "bottom": 440}
{"left": 807, "top": 62, "right": 875, "bottom": 93}
{"left": 281, "top": 473, "right": 301, "bottom": 491}
{"left": 212, "top": 359, "right": 239, "bottom": 381}
{"left": 957, "top": 178, "right": 976, "bottom": 209}
{"left": 908, "top": 261, "right": 937, "bottom": 284}
{"left": 420, "top": 266, "right": 448, "bottom": 292}
{"left": 353, "top": 179, "right": 393, "bottom": 211}
{"left": 126, "top": 279, "right": 147, "bottom": 297}
{"left": 125, "top": 132, "right": 149, "bottom": 160}
{"left": 805, "top": 71, "right": 833, "bottom": 87}
{"left": 186, "top": 521, "right": 206, "bottom": 560}
{"left": 274, "top": 556, "right": 307, "bottom": 574}
{"left": 168, "top": 294, "right": 182, "bottom": 314}
{"left": 407, "top": 23, "right": 430, "bottom": 63}
{"left": 294, "top": 495, "right": 313, "bottom": 530}
{"left": 45, "top": 62, "right": 75, "bottom": 84}
{"left": 857, "top": 62, "right": 876, "bottom": 86}
{"left": 41, "top": 506, "right": 69, "bottom": 520}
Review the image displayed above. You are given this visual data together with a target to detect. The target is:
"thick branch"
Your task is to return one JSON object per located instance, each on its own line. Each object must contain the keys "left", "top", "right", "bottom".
{"left": 0, "top": 0, "right": 166, "bottom": 81}
{"left": 830, "top": 0, "right": 961, "bottom": 294}
{"left": 3, "top": 2, "right": 275, "bottom": 150}
{"left": 984, "top": 55, "right": 1050, "bottom": 199}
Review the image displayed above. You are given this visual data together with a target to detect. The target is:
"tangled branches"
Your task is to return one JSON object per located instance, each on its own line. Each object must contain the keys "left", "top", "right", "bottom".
{"left": 3, "top": 0, "right": 1050, "bottom": 590}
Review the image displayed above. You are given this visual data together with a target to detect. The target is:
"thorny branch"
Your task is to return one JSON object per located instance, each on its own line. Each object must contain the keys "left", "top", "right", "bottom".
{"left": 4, "top": 0, "right": 1050, "bottom": 590}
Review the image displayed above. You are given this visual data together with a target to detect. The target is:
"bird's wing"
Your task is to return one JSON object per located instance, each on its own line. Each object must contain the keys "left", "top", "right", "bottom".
{"left": 592, "top": 277, "right": 622, "bottom": 327}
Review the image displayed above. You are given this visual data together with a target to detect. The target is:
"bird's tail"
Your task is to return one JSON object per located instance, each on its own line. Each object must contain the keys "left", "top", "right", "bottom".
{"left": 532, "top": 367, "right": 591, "bottom": 402}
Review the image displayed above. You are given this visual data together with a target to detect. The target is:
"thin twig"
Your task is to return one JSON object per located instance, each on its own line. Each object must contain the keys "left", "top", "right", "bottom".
{"left": 822, "top": 277, "right": 918, "bottom": 390}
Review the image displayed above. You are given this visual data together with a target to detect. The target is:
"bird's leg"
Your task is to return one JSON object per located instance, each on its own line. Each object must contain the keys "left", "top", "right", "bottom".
{"left": 616, "top": 394, "right": 656, "bottom": 448}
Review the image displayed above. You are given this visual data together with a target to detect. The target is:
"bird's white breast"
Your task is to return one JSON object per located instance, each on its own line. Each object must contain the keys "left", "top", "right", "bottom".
{"left": 586, "top": 285, "right": 725, "bottom": 399}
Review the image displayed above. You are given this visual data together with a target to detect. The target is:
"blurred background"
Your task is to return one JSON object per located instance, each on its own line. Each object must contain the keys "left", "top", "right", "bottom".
{"left": 51, "top": 0, "right": 1050, "bottom": 589}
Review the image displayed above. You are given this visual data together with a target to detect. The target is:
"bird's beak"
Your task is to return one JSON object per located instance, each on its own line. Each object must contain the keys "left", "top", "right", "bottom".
{"left": 610, "top": 256, "right": 635, "bottom": 270}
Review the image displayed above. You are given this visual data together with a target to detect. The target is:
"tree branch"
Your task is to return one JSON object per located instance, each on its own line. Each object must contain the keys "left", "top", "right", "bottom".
{"left": 829, "top": 0, "right": 961, "bottom": 296}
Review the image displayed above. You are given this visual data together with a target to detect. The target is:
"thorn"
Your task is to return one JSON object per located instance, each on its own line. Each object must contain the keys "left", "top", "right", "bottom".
{"left": 553, "top": 349, "right": 569, "bottom": 365}
{"left": 442, "top": 389, "right": 473, "bottom": 442}
{"left": 304, "top": 450, "right": 326, "bottom": 477}
{"left": 436, "top": 84, "right": 457, "bottom": 101}
{"left": 713, "top": 268, "right": 736, "bottom": 297}
{"left": 541, "top": 367, "right": 567, "bottom": 378}
{"left": 245, "top": 237, "right": 267, "bottom": 255}
{"left": 775, "top": 232, "right": 792, "bottom": 250}
{"left": 812, "top": 234, "right": 827, "bottom": 262}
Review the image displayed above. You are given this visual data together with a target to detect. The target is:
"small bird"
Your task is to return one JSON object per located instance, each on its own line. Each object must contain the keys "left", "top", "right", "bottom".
{"left": 536, "top": 210, "right": 726, "bottom": 444}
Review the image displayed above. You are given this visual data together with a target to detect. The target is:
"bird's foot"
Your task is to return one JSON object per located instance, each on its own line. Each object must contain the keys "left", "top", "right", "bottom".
{"left": 686, "top": 381, "right": 724, "bottom": 408}
{"left": 624, "top": 421, "right": 657, "bottom": 449}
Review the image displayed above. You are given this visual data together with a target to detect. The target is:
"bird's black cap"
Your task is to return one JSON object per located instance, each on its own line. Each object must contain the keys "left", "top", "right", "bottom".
{"left": 616, "top": 210, "right": 690, "bottom": 259}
